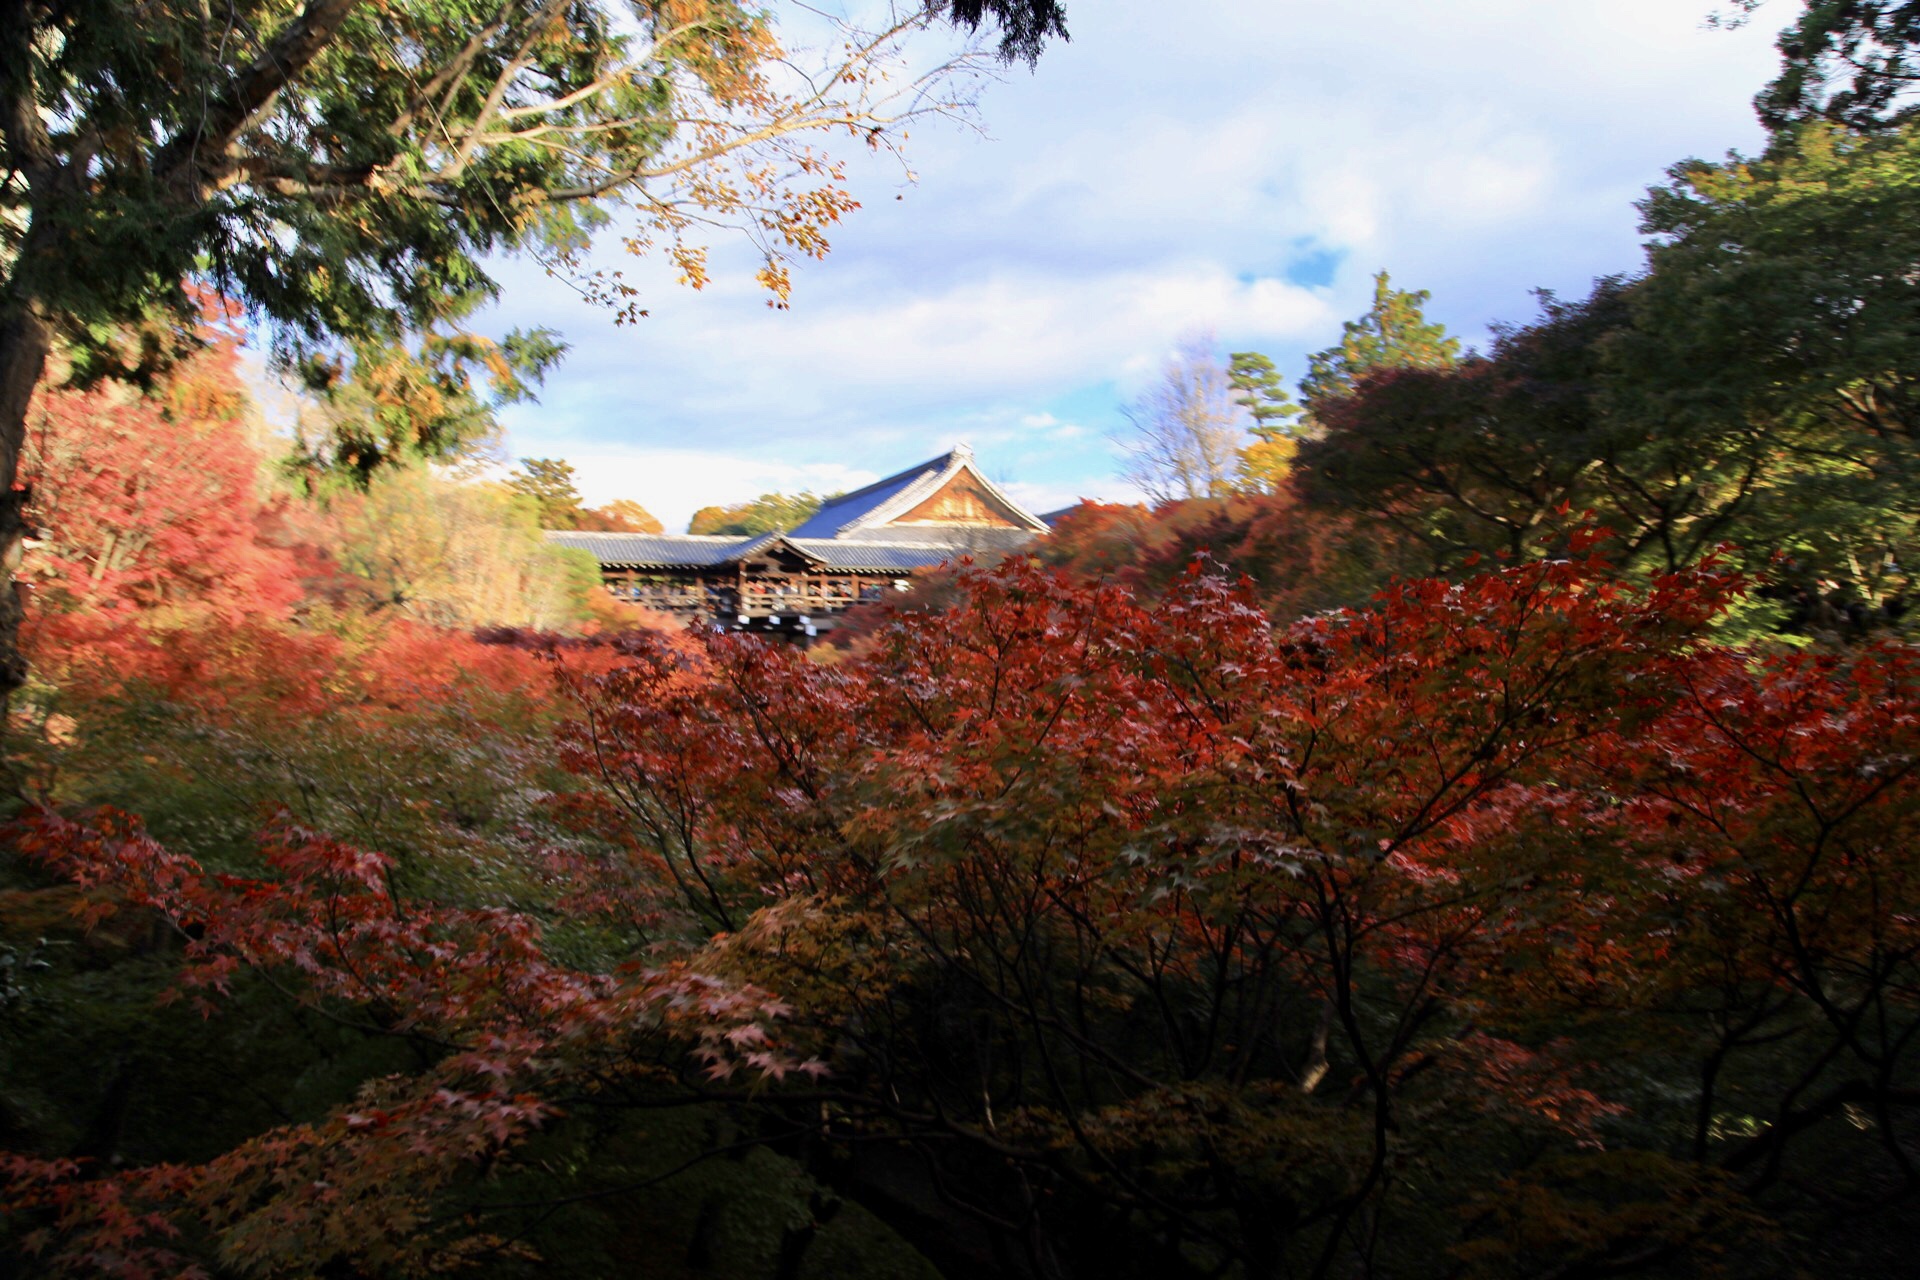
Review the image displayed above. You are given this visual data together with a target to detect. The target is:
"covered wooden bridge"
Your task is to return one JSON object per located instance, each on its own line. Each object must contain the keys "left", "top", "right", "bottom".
{"left": 546, "top": 445, "right": 1051, "bottom": 636}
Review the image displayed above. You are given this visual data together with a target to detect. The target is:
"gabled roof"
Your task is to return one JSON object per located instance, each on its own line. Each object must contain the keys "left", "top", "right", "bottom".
{"left": 727, "top": 530, "right": 804, "bottom": 562}
{"left": 545, "top": 530, "right": 818, "bottom": 570}
{"left": 546, "top": 447, "right": 1047, "bottom": 574}
{"left": 786, "top": 443, "right": 1049, "bottom": 539}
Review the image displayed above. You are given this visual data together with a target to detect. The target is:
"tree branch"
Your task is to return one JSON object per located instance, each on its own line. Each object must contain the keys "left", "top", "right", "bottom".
{"left": 156, "top": 0, "right": 367, "bottom": 202}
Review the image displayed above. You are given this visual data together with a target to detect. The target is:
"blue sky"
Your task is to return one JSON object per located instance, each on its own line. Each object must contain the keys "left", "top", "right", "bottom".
{"left": 485, "top": 0, "right": 1785, "bottom": 532}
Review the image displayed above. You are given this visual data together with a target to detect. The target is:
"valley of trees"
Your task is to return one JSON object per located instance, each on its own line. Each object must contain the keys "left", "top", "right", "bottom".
{"left": 4, "top": 2, "right": 1920, "bottom": 1278}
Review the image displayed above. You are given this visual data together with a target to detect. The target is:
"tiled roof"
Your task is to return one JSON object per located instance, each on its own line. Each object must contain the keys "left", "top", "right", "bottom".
{"left": 548, "top": 527, "right": 1041, "bottom": 573}
{"left": 788, "top": 539, "right": 1013, "bottom": 572}
{"left": 786, "top": 455, "right": 952, "bottom": 539}
{"left": 828, "top": 526, "right": 1039, "bottom": 553}
{"left": 545, "top": 532, "right": 746, "bottom": 568}
{"left": 727, "top": 531, "right": 788, "bottom": 560}
{"left": 786, "top": 443, "right": 1048, "bottom": 539}
{"left": 548, "top": 447, "right": 1047, "bottom": 574}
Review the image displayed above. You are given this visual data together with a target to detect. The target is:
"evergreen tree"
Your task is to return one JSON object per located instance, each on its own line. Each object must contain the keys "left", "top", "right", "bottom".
{"left": 1299, "top": 272, "right": 1462, "bottom": 415}
{"left": 509, "top": 459, "right": 587, "bottom": 531}
{"left": 0, "top": 0, "right": 1068, "bottom": 700}
{"left": 1228, "top": 351, "right": 1304, "bottom": 494}
{"left": 1738, "top": 0, "right": 1920, "bottom": 136}
{"left": 1227, "top": 352, "right": 1302, "bottom": 434}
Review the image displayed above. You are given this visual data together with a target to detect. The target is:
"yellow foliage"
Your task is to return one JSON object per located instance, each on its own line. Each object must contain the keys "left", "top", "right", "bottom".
{"left": 335, "top": 468, "right": 600, "bottom": 630}
{"left": 1235, "top": 435, "right": 1299, "bottom": 495}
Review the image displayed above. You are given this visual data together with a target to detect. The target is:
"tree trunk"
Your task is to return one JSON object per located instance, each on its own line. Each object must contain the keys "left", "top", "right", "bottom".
{"left": 0, "top": 0, "right": 376, "bottom": 732}
{"left": 0, "top": 297, "right": 51, "bottom": 706}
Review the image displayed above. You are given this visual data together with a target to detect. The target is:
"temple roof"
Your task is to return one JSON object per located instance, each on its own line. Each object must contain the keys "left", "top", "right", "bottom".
{"left": 794, "top": 534, "right": 1031, "bottom": 570}
{"left": 545, "top": 532, "right": 745, "bottom": 568}
{"left": 546, "top": 528, "right": 1037, "bottom": 573}
{"left": 786, "top": 443, "right": 1049, "bottom": 540}
{"left": 548, "top": 446, "right": 1048, "bottom": 574}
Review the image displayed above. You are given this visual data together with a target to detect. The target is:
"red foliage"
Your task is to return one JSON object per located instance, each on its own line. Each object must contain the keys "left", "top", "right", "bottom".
{"left": 1, "top": 800, "right": 814, "bottom": 1275}
{"left": 19, "top": 317, "right": 315, "bottom": 621}
{"left": 24, "top": 606, "right": 580, "bottom": 744}
{"left": 11, "top": 551, "right": 1920, "bottom": 1273}
{"left": 545, "top": 552, "right": 1920, "bottom": 1270}
{"left": 1040, "top": 491, "right": 1397, "bottom": 619}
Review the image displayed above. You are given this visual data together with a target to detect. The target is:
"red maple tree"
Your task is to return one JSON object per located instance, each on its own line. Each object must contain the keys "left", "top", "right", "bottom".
{"left": 6, "top": 551, "right": 1918, "bottom": 1276}
{"left": 19, "top": 310, "right": 304, "bottom": 622}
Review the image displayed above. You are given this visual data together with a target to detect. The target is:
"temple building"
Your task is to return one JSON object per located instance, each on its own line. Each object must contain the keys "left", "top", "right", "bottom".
{"left": 546, "top": 445, "right": 1050, "bottom": 636}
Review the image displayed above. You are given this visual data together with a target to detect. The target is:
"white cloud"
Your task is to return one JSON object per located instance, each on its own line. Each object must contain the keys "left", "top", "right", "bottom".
{"left": 499, "top": 261, "right": 1332, "bottom": 443}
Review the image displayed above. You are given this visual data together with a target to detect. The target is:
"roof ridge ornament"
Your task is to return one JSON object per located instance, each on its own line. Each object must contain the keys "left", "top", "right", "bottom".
{"left": 952, "top": 440, "right": 972, "bottom": 460}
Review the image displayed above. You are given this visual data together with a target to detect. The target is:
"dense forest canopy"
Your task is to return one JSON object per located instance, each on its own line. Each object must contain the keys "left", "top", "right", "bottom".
{"left": 5, "top": 3, "right": 1920, "bottom": 1278}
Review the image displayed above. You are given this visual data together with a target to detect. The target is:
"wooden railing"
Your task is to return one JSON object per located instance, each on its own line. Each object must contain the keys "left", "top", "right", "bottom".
{"left": 603, "top": 580, "right": 890, "bottom": 618}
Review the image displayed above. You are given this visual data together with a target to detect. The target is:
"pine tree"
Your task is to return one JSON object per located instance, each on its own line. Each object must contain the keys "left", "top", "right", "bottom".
{"left": 508, "top": 459, "right": 586, "bottom": 531}
{"left": 1227, "top": 352, "right": 1302, "bottom": 436}
{"left": 1227, "top": 351, "right": 1304, "bottom": 493}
